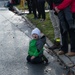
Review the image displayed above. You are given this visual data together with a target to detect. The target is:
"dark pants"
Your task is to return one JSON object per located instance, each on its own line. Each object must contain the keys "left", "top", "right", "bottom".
{"left": 32, "top": 0, "right": 38, "bottom": 18}
{"left": 26, "top": 55, "right": 43, "bottom": 64}
{"left": 73, "top": 13, "right": 75, "bottom": 23}
{"left": 58, "top": 7, "right": 75, "bottom": 53}
{"left": 27, "top": 0, "right": 32, "bottom": 14}
{"left": 37, "top": 1, "right": 45, "bottom": 19}
{"left": 26, "top": 55, "right": 48, "bottom": 64}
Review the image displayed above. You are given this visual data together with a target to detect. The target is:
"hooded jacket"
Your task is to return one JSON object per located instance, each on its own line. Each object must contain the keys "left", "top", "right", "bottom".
{"left": 28, "top": 36, "right": 46, "bottom": 57}
{"left": 28, "top": 39, "right": 40, "bottom": 57}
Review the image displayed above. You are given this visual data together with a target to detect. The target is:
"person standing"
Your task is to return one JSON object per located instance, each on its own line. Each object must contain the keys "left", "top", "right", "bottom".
{"left": 54, "top": 0, "right": 75, "bottom": 56}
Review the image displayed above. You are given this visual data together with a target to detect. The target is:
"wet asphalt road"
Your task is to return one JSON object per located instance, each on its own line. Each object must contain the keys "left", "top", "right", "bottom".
{"left": 0, "top": 7, "right": 50, "bottom": 75}
{"left": 0, "top": 1, "right": 70, "bottom": 75}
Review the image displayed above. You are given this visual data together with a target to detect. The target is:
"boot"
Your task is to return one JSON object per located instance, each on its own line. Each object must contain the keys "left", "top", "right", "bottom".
{"left": 49, "top": 40, "right": 61, "bottom": 50}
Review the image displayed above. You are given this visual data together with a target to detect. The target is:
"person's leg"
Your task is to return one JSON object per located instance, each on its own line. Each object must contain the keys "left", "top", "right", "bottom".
{"left": 62, "top": 7, "right": 75, "bottom": 56}
{"left": 74, "top": 13, "right": 75, "bottom": 24}
{"left": 64, "top": 6, "right": 75, "bottom": 29}
{"left": 27, "top": 0, "right": 32, "bottom": 14}
{"left": 41, "top": 1, "right": 45, "bottom": 20}
{"left": 69, "top": 29, "right": 75, "bottom": 52}
{"left": 57, "top": 11, "right": 69, "bottom": 54}
{"left": 60, "top": 31, "right": 68, "bottom": 53}
{"left": 66, "top": 28, "right": 75, "bottom": 56}
{"left": 73, "top": 13, "right": 75, "bottom": 20}
{"left": 37, "top": 1, "right": 41, "bottom": 18}
{"left": 32, "top": 0, "right": 37, "bottom": 18}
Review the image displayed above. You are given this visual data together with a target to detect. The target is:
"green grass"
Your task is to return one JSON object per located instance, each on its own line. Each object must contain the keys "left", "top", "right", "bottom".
{"left": 26, "top": 12, "right": 54, "bottom": 42}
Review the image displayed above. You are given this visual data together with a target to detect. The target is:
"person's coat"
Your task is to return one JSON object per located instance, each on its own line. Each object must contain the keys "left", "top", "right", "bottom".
{"left": 55, "top": 0, "right": 75, "bottom": 13}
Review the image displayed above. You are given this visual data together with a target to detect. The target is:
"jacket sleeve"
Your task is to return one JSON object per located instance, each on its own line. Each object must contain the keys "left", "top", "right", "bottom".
{"left": 56, "top": 0, "right": 72, "bottom": 10}
{"left": 36, "top": 36, "right": 46, "bottom": 51}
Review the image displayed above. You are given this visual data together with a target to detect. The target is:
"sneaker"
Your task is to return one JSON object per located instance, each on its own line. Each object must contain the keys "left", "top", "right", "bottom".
{"left": 57, "top": 50, "right": 65, "bottom": 55}
{"left": 66, "top": 52, "right": 75, "bottom": 56}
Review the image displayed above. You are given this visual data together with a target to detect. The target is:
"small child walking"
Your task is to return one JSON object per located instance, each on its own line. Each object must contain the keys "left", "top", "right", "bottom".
{"left": 26, "top": 28, "right": 48, "bottom": 64}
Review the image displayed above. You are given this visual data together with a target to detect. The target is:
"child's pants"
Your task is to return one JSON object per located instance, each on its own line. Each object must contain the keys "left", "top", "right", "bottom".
{"left": 26, "top": 55, "right": 43, "bottom": 64}
{"left": 26, "top": 55, "right": 48, "bottom": 64}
